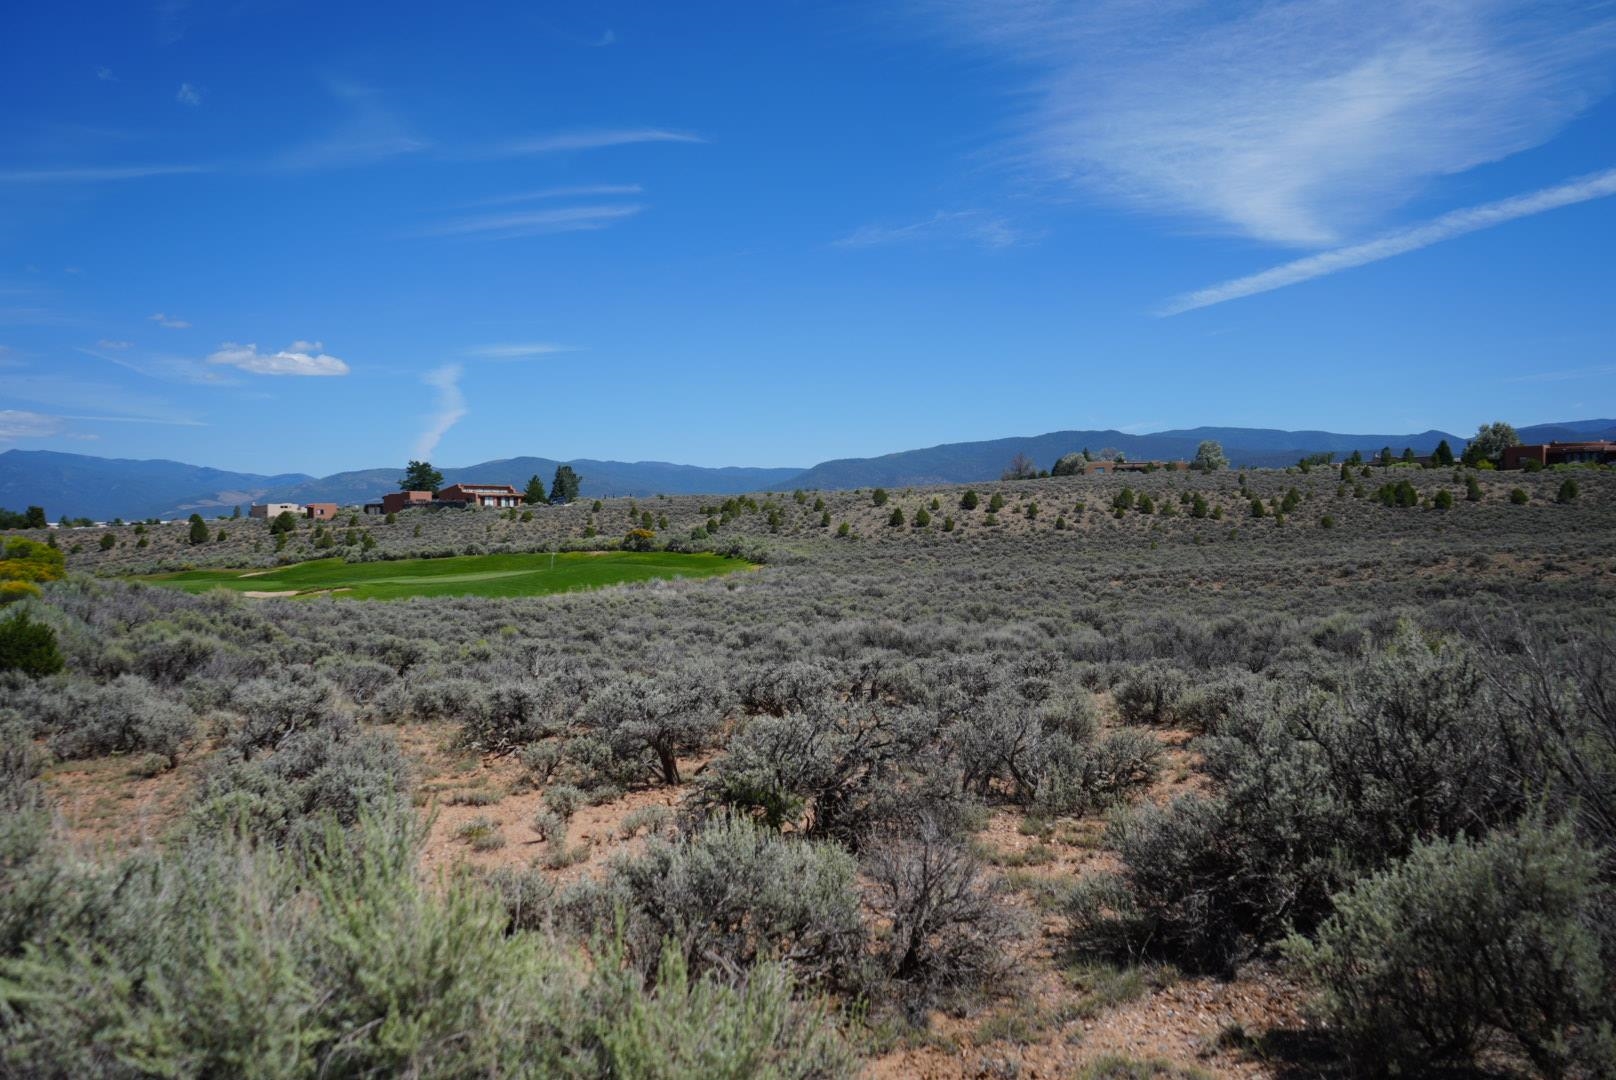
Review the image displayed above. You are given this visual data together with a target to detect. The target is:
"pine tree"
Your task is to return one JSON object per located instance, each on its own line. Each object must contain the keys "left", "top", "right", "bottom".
{"left": 550, "top": 465, "right": 581, "bottom": 504}
{"left": 187, "top": 514, "right": 209, "bottom": 545}
{"left": 524, "top": 475, "right": 549, "bottom": 505}
{"left": 400, "top": 460, "right": 443, "bottom": 492}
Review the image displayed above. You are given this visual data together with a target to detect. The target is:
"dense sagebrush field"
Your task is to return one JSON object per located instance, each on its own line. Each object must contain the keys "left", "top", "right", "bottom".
{"left": 139, "top": 551, "right": 752, "bottom": 601}
{"left": 3, "top": 463, "right": 1614, "bottom": 1078}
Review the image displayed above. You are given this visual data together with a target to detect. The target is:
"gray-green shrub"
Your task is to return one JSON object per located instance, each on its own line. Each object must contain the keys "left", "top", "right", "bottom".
{"left": 570, "top": 815, "right": 866, "bottom": 991}
{"left": 1287, "top": 819, "right": 1615, "bottom": 1077}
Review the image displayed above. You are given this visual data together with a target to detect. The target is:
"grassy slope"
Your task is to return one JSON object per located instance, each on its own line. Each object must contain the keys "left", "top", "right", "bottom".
{"left": 139, "top": 551, "right": 749, "bottom": 600}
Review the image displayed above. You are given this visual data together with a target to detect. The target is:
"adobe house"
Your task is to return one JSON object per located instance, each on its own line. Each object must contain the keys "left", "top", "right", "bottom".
{"left": 435, "top": 483, "right": 523, "bottom": 508}
{"left": 249, "top": 502, "right": 304, "bottom": 519}
{"left": 381, "top": 491, "right": 434, "bottom": 515}
{"left": 1501, "top": 441, "right": 1616, "bottom": 469}
{"left": 304, "top": 502, "right": 339, "bottom": 521}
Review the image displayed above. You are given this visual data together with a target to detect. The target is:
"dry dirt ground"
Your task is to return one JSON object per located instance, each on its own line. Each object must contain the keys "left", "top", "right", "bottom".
{"left": 44, "top": 715, "right": 1310, "bottom": 1080}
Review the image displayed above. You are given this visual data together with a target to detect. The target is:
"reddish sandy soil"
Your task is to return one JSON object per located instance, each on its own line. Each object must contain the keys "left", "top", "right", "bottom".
{"left": 45, "top": 746, "right": 205, "bottom": 853}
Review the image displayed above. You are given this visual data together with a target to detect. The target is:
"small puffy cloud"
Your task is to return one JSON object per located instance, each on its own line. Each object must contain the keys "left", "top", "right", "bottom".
{"left": 177, "top": 83, "right": 202, "bottom": 106}
{"left": 149, "top": 312, "right": 190, "bottom": 329}
{"left": 0, "top": 409, "right": 64, "bottom": 440}
{"left": 206, "top": 341, "right": 350, "bottom": 376}
{"left": 97, "top": 67, "right": 116, "bottom": 81}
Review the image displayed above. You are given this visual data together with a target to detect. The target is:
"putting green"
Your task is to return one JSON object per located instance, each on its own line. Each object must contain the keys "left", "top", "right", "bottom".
{"left": 138, "top": 551, "right": 752, "bottom": 601}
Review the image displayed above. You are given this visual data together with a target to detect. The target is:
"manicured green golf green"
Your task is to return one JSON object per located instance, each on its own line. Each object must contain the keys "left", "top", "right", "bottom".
{"left": 139, "top": 551, "right": 752, "bottom": 601}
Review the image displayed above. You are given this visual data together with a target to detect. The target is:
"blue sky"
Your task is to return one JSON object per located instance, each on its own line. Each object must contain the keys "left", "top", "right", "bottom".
{"left": 2, "top": 1, "right": 1613, "bottom": 475}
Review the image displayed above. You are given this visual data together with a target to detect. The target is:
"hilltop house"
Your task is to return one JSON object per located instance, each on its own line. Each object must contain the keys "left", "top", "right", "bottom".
{"left": 379, "top": 491, "right": 433, "bottom": 515}
{"left": 304, "top": 502, "right": 339, "bottom": 521}
{"left": 1501, "top": 442, "right": 1616, "bottom": 469}
{"left": 249, "top": 502, "right": 304, "bottom": 519}
{"left": 435, "top": 483, "right": 523, "bottom": 508}
{"left": 369, "top": 484, "right": 524, "bottom": 514}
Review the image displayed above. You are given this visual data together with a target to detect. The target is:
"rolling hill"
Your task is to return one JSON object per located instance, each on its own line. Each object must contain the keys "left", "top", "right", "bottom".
{"left": 4, "top": 419, "right": 1610, "bottom": 521}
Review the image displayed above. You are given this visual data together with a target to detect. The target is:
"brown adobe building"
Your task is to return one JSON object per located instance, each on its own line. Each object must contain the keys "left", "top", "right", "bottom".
{"left": 434, "top": 483, "right": 523, "bottom": 508}
{"left": 380, "top": 491, "right": 434, "bottom": 514}
{"left": 1500, "top": 442, "right": 1616, "bottom": 469}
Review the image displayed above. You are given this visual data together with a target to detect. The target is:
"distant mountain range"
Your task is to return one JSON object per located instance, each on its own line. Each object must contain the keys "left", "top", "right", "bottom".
{"left": 784, "top": 420, "right": 1616, "bottom": 490}
{"left": 4, "top": 419, "right": 1613, "bottom": 522}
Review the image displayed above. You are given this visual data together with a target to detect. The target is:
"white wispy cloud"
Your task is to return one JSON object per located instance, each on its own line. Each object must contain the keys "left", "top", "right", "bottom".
{"left": 0, "top": 165, "right": 205, "bottom": 183}
{"left": 0, "top": 373, "right": 203, "bottom": 427}
{"left": 206, "top": 341, "right": 350, "bottom": 376}
{"left": 835, "top": 209, "right": 1027, "bottom": 249}
{"left": 418, "top": 203, "right": 645, "bottom": 240}
{"left": 96, "top": 339, "right": 132, "bottom": 349}
{"left": 494, "top": 128, "right": 704, "bottom": 156}
{"left": 0, "top": 409, "right": 64, "bottom": 440}
{"left": 78, "top": 345, "right": 234, "bottom": 385}
{"left": 96, "top": 67, "right": 116, "bottom": 81}
{"left": 57, "top": 413, "right": 205, "bottom": 427}
{"left": 463, "top": 343, "right": 575, "bottom": 360}
{"left": 414, "top": 363, "right": 467, "bottom": 458}
{"left": 470, "top": 184, "right": 643, "bottom": 207}
{"left": 0, "top": 409, "right": 122, "bottom": 442}
{"left": 1160, "top": 167, "right": 1616, "bottom": 315}
{"left": 274, "top": 81, "right": 428, "bottom": 171}
{"left": 176, "top": 82, "right": 202, "bottom": 106}
{"left": 148, "top": 312, "right": 190, "bottom": 329}
{"left": 594, "top": 29, "right": 617, "bottom": 47}
{"left": 923, "top": 1, "right": 1616, "bottom": 246}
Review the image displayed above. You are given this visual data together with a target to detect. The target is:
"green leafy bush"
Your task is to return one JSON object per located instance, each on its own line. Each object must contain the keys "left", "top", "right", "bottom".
{"left": 0, "top": 609, "right": 64, "bottom": 677}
